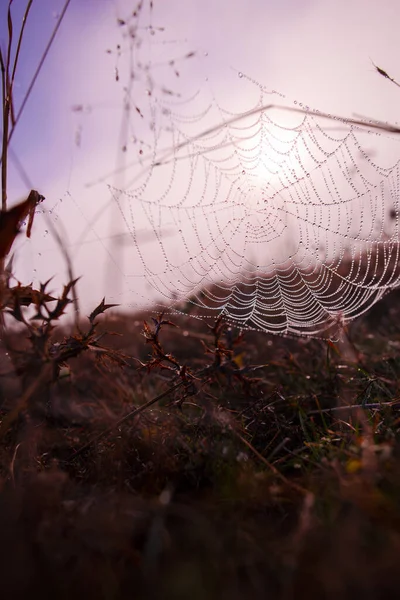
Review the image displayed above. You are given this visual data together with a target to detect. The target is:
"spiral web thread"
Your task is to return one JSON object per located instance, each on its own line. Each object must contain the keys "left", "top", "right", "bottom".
{"left": 109, "top": 58, "right": 400, "bottom": 339}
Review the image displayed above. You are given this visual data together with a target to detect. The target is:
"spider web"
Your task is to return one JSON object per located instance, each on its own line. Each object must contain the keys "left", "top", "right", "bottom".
{"left": 6, "top": 1, "right": 400, "bottom": 340}
{"left": 103, "top": 53, "right": 400, "bottom": 339}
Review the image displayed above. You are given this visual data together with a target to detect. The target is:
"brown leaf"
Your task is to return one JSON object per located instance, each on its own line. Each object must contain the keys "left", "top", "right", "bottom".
{"left": 0, "top": 190, "right": 44, "bottom": 258}
{"left": 88, "top": 297, "right": 119, "bottom": 323}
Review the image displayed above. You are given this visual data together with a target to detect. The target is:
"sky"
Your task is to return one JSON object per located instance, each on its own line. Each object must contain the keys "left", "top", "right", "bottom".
{"left": 2, "top": 0, "right": 400, "bottom": 320}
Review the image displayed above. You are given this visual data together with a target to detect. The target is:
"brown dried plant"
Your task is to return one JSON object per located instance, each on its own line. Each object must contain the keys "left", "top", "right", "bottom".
{"left": 0, "top": 284, "right": 122, "bottom": 437}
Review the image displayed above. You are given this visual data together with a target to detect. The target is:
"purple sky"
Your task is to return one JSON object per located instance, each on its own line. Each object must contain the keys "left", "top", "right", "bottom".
{"left": 2, "top": 0, "right": 400, "bottom": 316}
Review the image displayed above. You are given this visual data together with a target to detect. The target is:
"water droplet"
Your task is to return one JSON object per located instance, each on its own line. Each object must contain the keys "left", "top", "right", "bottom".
{"left": 238, "top": 72, "right": 243, "bottom": 78}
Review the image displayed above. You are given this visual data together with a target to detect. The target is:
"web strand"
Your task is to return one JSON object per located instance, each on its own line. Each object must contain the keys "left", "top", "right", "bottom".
{"left": 103, "top": 57, "right": 400, "bottom": 339}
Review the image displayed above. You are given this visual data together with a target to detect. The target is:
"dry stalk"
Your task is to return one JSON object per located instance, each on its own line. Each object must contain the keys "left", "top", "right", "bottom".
{"left": 69, "top": 380, "right": 184, "bottom": 461}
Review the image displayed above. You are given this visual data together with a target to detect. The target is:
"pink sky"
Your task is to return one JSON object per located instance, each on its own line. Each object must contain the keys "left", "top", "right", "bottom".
{"left": 2, "top": 0, "right": 400, "bottom": 320}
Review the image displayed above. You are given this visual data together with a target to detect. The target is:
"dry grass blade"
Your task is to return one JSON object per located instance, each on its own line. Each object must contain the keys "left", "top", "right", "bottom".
{"left": 69, "top": 380, "right": 184, "bottom": 461}
{"left": 0, "top": 45, "right": 8, "bottom": 211}
{"left": 9, "top": 1, "right": 33, "bottom": 95}
{"left": 1, "top": 1, "right": 33, "bottom": 209}
{"left": 4, "top": 0, "right": 73, "bottom": 152}
{"left": 232, "top": 429, "right": 309, "bottom": 496}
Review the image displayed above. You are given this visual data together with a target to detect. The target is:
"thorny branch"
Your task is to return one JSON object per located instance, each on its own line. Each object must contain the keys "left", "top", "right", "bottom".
{"left": 0, "top": 288, "right": 123, "bottom": 437}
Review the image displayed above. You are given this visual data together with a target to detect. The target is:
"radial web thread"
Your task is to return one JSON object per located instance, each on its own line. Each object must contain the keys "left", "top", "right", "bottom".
{"left": 110, "top": 61, "right": 400, "bottom": 339}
